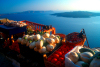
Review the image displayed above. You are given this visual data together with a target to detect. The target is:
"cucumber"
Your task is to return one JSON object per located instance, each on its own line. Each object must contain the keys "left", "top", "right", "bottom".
{"left": 79, "top": 48, "right": 95, "bottom": 55}
{"left": 89, "top": 52, "right": 100, "bottom": 63}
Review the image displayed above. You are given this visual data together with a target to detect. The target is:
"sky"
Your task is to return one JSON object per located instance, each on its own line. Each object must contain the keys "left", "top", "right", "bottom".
{"left": 0, "top": 0, "right": 100, "bottom": 14}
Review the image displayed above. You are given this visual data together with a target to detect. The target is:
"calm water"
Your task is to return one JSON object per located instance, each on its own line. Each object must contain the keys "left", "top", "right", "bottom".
{"left": 0, "top": 11, "right": 100, "bottom": 48}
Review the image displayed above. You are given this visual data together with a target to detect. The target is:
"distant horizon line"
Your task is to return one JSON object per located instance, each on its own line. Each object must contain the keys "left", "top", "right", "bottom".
{"left": 0, "top": 10, "right": 100, "bottom": 14}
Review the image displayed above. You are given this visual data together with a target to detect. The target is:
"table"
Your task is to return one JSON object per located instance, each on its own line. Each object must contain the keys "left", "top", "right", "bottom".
{"left": 0, "top": 25, "right": 27, "bottom": 41}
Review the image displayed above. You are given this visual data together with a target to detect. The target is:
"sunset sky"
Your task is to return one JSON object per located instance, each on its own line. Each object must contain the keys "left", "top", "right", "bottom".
{"left": 0, "top": 0, "right": 100, "bottom": 14}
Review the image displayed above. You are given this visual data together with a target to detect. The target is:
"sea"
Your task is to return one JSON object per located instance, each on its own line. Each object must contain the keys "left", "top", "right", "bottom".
{"left": 0, "top": 11, "right": 100, "bottom": 48}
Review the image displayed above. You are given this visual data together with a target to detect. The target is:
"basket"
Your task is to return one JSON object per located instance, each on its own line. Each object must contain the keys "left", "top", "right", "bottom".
{"left": 66, "top": 32, "right": 86, "bottom": 46}
{"left": 43, "top": 43, "right": 75, "bottom": 67}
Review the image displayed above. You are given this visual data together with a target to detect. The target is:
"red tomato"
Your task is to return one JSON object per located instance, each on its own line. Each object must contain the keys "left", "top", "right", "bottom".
{"left": 62, "top": 48, "right": 67, "bottom": 51}
{"left": 51, "top": 58, "right": 57, "bottom": 64}
{"left": 61, "top": 51, "right": 65, "bottom": 54}
{"left": 59, "top": 57, "right": 64, "bottom": 62}
{"left": 55, "top": 61, "right": 61, "bottom": 66}
{"left": 64, "top": 51, "right": 68, "bottom": 55}
{"left": 58, "top": 48, "right": 61, "bottom": 51}
{"left": 57, "top": 52, "right": 62, "bottom": 56}
{"left": 62, "top": 54, "right": 65, "bottom": 57}
{"left": 54, "top": 54, "right": 59, "bottom": 58}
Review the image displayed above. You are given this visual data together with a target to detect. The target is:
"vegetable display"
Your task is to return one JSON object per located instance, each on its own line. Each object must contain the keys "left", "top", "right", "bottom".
{"left": 89, "top": 56, "right": 100, "bottom": 67}
{"left": 68, "top": 52, "right": 79, "bottom": 63}
{"left": 47, "top": 44, "right": 74, "bottom": 67}
{"left": 17, "top": 33, "right": 61, "bottom": 53}
{"left": 65, "top": 47, "right": 100, "bottom": 67}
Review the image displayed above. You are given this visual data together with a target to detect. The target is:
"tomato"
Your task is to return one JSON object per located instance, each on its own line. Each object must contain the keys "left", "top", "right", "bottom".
{"left": 62, "top": 48, "right": 67, "bottom": 51}
{"left": 58, "top": 48, "right": 61, "bottom": 51}
{"left": 57, "top": 52, "right": 62, "bottom": 56}
{"left": 61, "top": 51, "right": 65, "bottom": 54}
{"left": 59, "top": 57, "right": 64, "bottom": 62}
{"left": 62, "top": 44, "right": 66, "bottom": 47}
{"left": 62, "top": 54, "right": 65, "bottom": 58}
{"left": 55, "top": 61, "right": 61, "bottom": 66}
{"left": 64, "top": 51, "right": 68, "bottom": 55}
{"left": 54, "top": 54, "right": 59, "bottom": 58}
{"left": 51, "top": 58, "right": 57, "bottom": 63}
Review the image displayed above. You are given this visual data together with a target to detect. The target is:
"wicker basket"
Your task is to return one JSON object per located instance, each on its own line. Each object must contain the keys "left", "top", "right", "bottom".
{"left": 66, "top": 32, "right": 86, "bottom": 46}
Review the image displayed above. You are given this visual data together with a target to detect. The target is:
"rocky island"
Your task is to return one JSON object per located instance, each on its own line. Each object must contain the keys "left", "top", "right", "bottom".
{"left": 51, "top": 11, "right": 100, "bottom": 18}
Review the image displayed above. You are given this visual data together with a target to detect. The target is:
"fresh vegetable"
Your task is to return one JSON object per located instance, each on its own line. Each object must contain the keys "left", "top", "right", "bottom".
{"left": 54, "top": 54, "right": 59, "bottom": 58}
{"left": 35, "top": 40, "right": 43, "bottom": 49}
{"left": 89, "top": 52, "right": 100, "bottom": 63}
{"left": 38, "top": 46, "right": 46, "bottom": 53}
{"left": 51, "top": 58, "right": 57, "bottom": 64}
{"left": 46, "top": 38, "right": 55, "bottom": 44}
{"left": 80, "top": 52, "right": 93, "bottom": 63}
{"left": 79, "top": 48, "right": 95, "bottom": 55}
{"left": 40, "top": 36, "right": 45, "bottom": 41}
{"left": 55, "top": 61, "right": 61, "bottom": 66}
{"left": 46, "top": 44, "right": 54, "bottom": 51}
{"left": 29, "top": 42, "right": 36, "bottom": 49}
{"left": 68, "top": 52, "right": 79, "bottom": 63}
{"left": 33, "top": 34, "right": 41, "bottom": 40}
{"left": 75, "top": 61, "right": 89, "bottom": 67}
{"left": 58, "top": 57, "right": 64, "bottom": 62}
{"left": 52, "top": 43, "right": 56, "bottom": 48}
{"left": 53, "top": 37, "right": 60, "bottom": 43}
{"left": 49, "top": 34, "right": 55, "bottom": 38}
{"left": 22, "top": 35, "right": 29, "bottom": 39}
{"left": 27, "top": 36, "right": 34, "bottom": 40}
{"left": 89, "top": 56, "right": 100, "bottom": 67}
{"left": 57, "top": 52, "right": 62, "bottom": 56}
{"left": 42, "top": 33, "right": 50, "bottom": 38}
{"left": 21, "top": 39, "right": 28, "bottom": 45}
{"left": 26, "top": 40, "right": 32, "bottom": 46}
{"left": 17, "top": 38, "right": 22, "bottom": 43}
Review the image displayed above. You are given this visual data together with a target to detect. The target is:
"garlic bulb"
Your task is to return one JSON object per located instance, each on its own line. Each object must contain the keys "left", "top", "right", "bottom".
{"left": 53, "top": 37, "right": 60, "bottom": 43}
{"left": 46, "top": 44, "right": 54, "bottom": 51}
{"left": 46, "top": 38, "right": 55, "bottom": 44}
{"left": 49, "top": 34, "right": 55, "bottom": 38}
{"left": 27, "top": 36, "right": 34, "bottom": 40}
{"left": 40, "top": 36, "right": 45, "bottom": 41}
{"left": 33, "top": 34, "right": 41, "bottom": 40}
{"left": 39, "top": 46, "right": 46, "bottom": 53}
{"left": 22, "top": 35, "right": 29, "bottom": 39}
{"left": 35, "top": 40, "right": 43, "bottom": 49}
{"left": 42, "top": 33, "right": 50, "bottom": 38}
{"left": 29, "top": 42, "right": 36, "bottom": 49}
{"left": 26, "top": 40, "right": 32, "bottom": 46}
